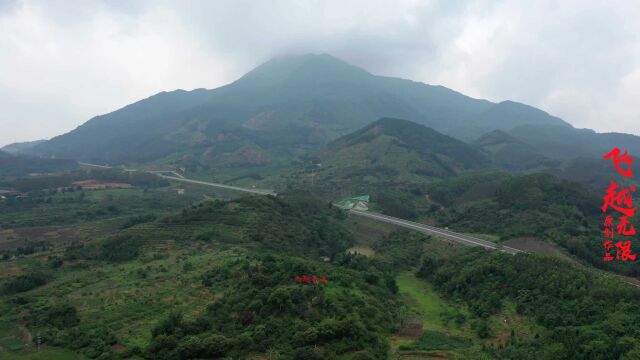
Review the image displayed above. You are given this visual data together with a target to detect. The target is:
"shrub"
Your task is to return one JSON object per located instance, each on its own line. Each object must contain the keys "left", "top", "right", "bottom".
{"left": 1, "top": 272, "right": 48, "bottom": 294}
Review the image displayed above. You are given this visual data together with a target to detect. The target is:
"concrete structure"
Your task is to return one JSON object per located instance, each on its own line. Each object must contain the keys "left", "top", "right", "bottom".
{"left": 334, "top": 195, "right": 370, "bottom": 211}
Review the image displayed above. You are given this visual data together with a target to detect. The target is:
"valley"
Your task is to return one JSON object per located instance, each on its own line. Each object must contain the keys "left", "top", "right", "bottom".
{"left": 1, "top": 54, "right": 639, "bottom": 360}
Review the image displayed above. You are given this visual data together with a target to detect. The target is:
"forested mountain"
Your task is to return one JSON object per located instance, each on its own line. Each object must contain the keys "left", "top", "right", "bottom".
{"left": 294, "top": 117, "right": 489, "bottom": 197}
{"left": 474, "top": 130, "right": 559, "bottom": 171}
{"left": 23, "top": 54, "right": 569, "bottom": 166}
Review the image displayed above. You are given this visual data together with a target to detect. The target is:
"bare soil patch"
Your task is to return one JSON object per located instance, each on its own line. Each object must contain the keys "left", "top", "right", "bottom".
{"left": 346, "top": 246, "right": 375, "bottom": 257}
{"left": 503, "top": 237, "right": 571, "bottom": 260}
{"left": 396, "top": 317, "right": 424, "bottom": 339}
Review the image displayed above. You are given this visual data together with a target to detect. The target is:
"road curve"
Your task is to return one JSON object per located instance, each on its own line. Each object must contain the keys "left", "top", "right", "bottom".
{"left": 349, "top": 210, "right": 524, "bottom": 255}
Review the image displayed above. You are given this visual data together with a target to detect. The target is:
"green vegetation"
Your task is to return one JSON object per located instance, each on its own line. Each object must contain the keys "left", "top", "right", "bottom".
{"left": 417, "top": 248, "right": 640, "bottom": 359}
{"left": 1, "top": 181, "right": 638, "bottom": 359}
{"left": 0, "top": 151, "right": 77, "bottom": 178}
{"left": 396, "top": 273, "right": 465, "bottom": 334}
{"left": 398, "top": 330, "right": 471, "bottom": 351}
{"left": 373, "top": 231, "right": 427, "bottom": 270}
{"left": 293, "top": 118, "right": 490, "bottom": 199}
{"left": 0, "top": 192, "right": 405, "bottom": 359}
{"left": 1, "top": 272, "right": 49, "bottom": 294}
{"left": 2, "top": 71, "right": 640, "bottom": 360}
{"left": 0, "top": 188, "right": 195, "bottom": 229}
{"left": 1, "top": 168, "right": 168, "bottom": 192}
{"left": 147, "top": 254, "right": 401, "bottom": 359}
{"left": 432, "top": 172, "right": 640, "bottom": 276}
{"left": 0, "top": 348, "right": 85, "bottom": 360}
{"left": 474, "top": 130, "right": 559, "bottom": 172}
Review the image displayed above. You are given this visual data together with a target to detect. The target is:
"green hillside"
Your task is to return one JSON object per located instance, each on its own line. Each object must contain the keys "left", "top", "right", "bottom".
{"left": 291, "top": 118, "right": 490, "bottom": 198}
{"left": 0, "top": 191, "right": 399, "bottom": 359}
{"left": 1, "top": 186, "right": 638, "bottom": 359}
{"left": 474, "top": 130, "right": 559, "bottom": 171}
{"left": 430, "top": 172, "right": 639, "bottom": 276}
{"left": 417, "top": 248, "right": 640, "bottom": 359}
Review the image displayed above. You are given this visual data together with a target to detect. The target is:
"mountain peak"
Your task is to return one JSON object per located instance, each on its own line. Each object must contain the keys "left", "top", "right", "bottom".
{"left": 238, "top": 53, "right": 371, "bottom": 84}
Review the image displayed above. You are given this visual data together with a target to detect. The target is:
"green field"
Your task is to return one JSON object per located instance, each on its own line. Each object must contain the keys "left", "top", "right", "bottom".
{"left": 396, "top": 272, "right": 470, "bottom": 335}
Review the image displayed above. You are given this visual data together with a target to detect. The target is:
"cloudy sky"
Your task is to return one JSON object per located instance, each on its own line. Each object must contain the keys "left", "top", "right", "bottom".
{"left": 1, "top": 0, "right": 639, "bottom": 147}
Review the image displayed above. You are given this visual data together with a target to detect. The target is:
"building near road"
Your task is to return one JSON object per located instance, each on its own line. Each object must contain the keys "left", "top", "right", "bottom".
{"left": 334, "top": 195, "right": 370, "bottom": 211}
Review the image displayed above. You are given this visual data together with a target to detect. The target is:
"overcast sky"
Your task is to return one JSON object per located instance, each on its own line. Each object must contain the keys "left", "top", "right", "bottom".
{"left": 1, "top": 0, "right": 639, "bottom": 147}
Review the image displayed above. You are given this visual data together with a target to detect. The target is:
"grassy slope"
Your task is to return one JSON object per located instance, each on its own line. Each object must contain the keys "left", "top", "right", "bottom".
{"left": 0, "top": 245, "right": 236, "bottom": 353}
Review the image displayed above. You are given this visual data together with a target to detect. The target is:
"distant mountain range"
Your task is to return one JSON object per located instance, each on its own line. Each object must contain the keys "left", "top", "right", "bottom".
{"left": 5, "top": 53, "right": 640, "bottom": 174}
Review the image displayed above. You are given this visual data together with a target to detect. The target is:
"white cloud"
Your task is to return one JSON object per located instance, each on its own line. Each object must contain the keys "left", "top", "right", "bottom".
{"left": 0, "top": 0, "right": 238, "bottom": 146}
{"left": 0, "top": 0, "right": 639, "bottom": 146}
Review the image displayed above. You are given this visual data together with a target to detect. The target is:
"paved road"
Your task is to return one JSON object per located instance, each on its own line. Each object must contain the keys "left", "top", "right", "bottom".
{"left": 78, "top": 162, "right": 112, "bottom": 169}
{"left": 78, "top": 162, "right": 640, "bottom": 287}
{"left": 158, "top": 175, "right": 277, "bottom": 196}
{"left": 79, "top": 162, "right": 276, "bottom": 196}
{"left": 349, "top": 210, "right": 524, "bottom": 255}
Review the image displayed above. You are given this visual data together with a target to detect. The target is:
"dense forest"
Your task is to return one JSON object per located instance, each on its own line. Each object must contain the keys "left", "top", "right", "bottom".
{"left": 417, "top": 248, "right": 640, "bottom": 359}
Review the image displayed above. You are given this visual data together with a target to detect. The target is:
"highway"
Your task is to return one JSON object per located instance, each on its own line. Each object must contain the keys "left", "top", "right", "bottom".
{"left": 349, "top": 209, "right": 524, "bottom": 255}
{"left": 78, "top": 162, "right": 277, "bottom": 196}
{"left": 80, "top": 161, "right": 518, "bottom": 253}
{"left": 158, "top": 175, "right": 277, "bottom": 196}
{"left": 78, "top": 162, "right": 640, "bottom": 287}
